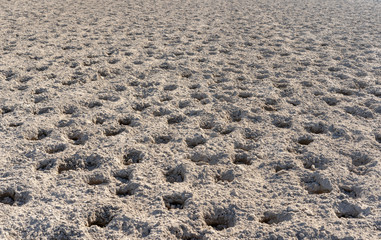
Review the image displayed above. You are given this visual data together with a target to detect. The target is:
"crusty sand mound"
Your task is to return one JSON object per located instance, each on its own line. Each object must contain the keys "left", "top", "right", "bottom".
{"left": 0, "top": 0, "right": 380, "bottom": 239}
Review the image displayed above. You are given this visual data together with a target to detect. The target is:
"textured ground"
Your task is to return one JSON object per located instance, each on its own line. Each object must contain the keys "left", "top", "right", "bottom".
{"left": 0, "top": 0, "right": 380, "bottom": 239}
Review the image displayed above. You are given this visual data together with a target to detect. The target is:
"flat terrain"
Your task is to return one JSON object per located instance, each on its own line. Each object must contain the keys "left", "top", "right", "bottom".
{"left": 0, "top": 0, "right": 380, "bottom": 239}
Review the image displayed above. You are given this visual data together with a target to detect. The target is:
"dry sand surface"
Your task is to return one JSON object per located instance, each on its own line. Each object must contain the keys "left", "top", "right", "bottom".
{"left": 0, "top": 0, "right": 381, "bottom": 239}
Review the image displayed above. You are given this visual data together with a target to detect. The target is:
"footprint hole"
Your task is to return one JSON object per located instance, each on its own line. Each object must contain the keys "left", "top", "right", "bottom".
{"left": 118, "top": 116, "right": 133, "bottom": 126}
{"left": 351, "top": 152, "right": 372, "bottom": 167}
{"left": 45, "top": 144, "right": 66, "bottom": 154}
{"left": 163, "top": 193, "right": 190, "bottom": 210}
{"left": 215, "top": 170, "right": 234, "bottom": 183}
{"left": 155, "top": 135, "right": 172, "bottom": 144}
{"left": 233, "top": 152, "right": 251, "bottom": 165}
{"left": 167, "top": 115, "right": 185, "bottom": 124}
{"left": 104, "top": 127, "right": 124, "bottom": 136}
{"left": 58, "top": 157, "right": 83, "bottom": 174}
{"left": 305, "top": 122, "right": 327, "bottom": 134}
{"left": 87, "top": 207, "right": 115, "bottom": 228}
{"left": 204, "top": 208, "right": 235, "bottom": 231}
{"left": 165, "top": 166, "right": 185, "bottom": 183}
{"left": 123, "top": 150, "right": 144, "bottom": 165}
{"left": 0, "top": 189, "right": 15, "bottom": 205}
{"left": 297, "top": 136, "right": 314, "bottom": 145}
{"left": 259, "top": 211, "right": 291, "bottom": 225}
{"left": 114, "top": 170, "right": 132, "bottom": 183}
{"left": 116, "top": 184, "right": 138, "bottom": 197}
{"left": 185, "top": 135, "right": 206, "bottom": 148}
{"left": 67, "top": 131, "right": 87, "bottom": 145}
{"left": 87, "top": 174, "right": 109, "bottom": 185}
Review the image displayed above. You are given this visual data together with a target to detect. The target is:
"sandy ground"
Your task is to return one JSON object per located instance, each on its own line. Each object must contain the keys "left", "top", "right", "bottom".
{"left": 0, "top": 0, "right": 380, "bottom": 239}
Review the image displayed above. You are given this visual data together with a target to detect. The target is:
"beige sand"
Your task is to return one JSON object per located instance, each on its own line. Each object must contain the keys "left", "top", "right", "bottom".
{"left": 0, "top": 0, "right": 380, "bottom": 239}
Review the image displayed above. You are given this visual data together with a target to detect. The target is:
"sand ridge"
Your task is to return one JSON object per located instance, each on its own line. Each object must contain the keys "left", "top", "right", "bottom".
{"left": 0, "top": 0, "right": 380, "bottom": 239}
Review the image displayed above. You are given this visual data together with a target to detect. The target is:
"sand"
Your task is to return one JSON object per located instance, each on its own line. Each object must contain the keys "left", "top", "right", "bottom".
{"left": 0, "top": 0, "right": 380, "bottom": 239}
